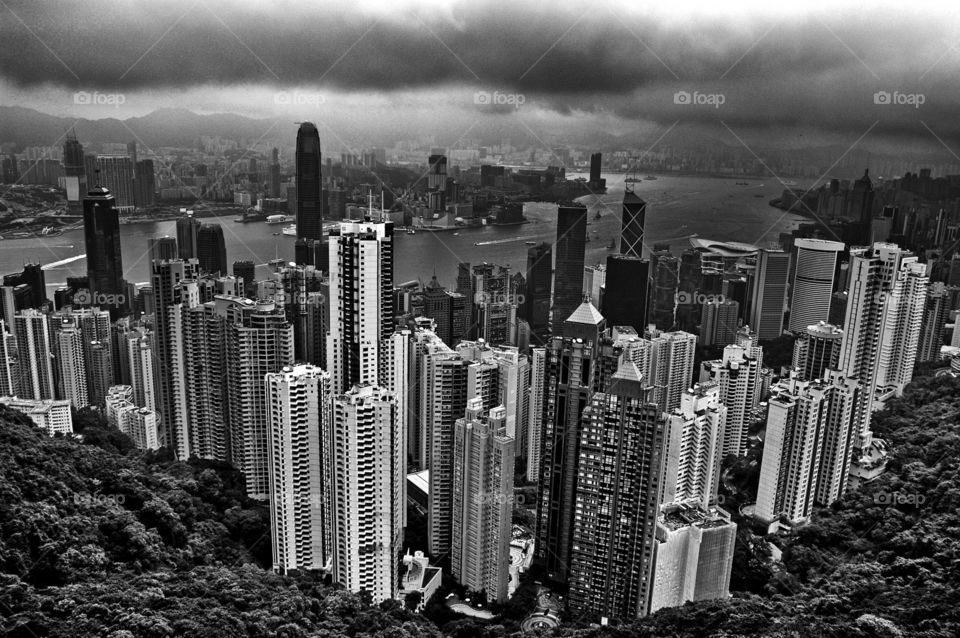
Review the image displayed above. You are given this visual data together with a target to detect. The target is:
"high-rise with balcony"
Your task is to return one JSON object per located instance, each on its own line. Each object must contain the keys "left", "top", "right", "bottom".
{"left": 451, "top": 400, "right": 515, "bottom": 603}
{"left": 755, "top": 370, "right": 861, "bottom": 527}
{"left": 267, "top": 364, "right": 331, "bottom": 574}
{"left": 661, "top": 383, "right": 726, "bottom": 509}
{"left": 791, "top": 322, "right": 843, "bottom": 381}
{"left": 327, "top": 218, "right": 394, "bottom": 394}
{"left": 838, "top": 243, "right": 928, "bottom": 442}
{"left": 700, "top": 343, "right": 763, "bottom": 456}
{"left": 13, "top": 310, "right": 55, "bottom": 400}
{"left": 568, "top": 360, "right": 664, "bottom": 620}
{"left": 325, "top": 385, "right": 403, "bottom": 603}
{"left": 55, "top": 320, "right": 88, "bottom": 409}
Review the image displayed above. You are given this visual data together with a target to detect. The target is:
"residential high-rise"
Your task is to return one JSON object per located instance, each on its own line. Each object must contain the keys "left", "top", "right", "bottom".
{"left": 661, "top": 383, "right": 726, "bottom": 509}
{"left": 552, "top": 203, "right": 588, "bottom": 327}
{"left": 422, "top": 276, "right": 468, "bottom": 346}
{"left": 700, "top": 342, "right": 763, "bottom": 456}
{"left": 13, "top": 309, "right": 55, "bottom": 400}
{"left": 87, "top": 340, "right": 113, "bottom": 406}
{"left": 151, "top": 258, "right": 199, "bottom": 458}
{"left": 83, "top": 183, "right": 126, "bottom": 318}
{"left": 620, "top": 191, "right": 646, "bottom": 258}
{"left": 649, "top": 501, "right": 736, "bottom": 612}
{"left": 197, "top": 223, "right": 228, "bottom": 275}
{"left": 55, "top": 321, "right": 88, "bottom": 409}
{"left": 749, "top": 249, "right": 790, "bottom": 340}
{"left": 451, "top": 400, "right": 515, "bottom": 603}
{"left": 267, "top": 364, "right": 331, "bottom": 574}
{"left": 536, "top": 300, "right": 606, "bottom": 584}
{"left": 602, "top": 254, "right": 649, "bottom": 332}
{"left": 295, "top": 123, "right": 325, "bottom": 269}
{"left": 788, "top": 239, "right": 844, "bottom": 332}
{"left": 568, "top": 360, "right": 664, "bottom": 620}
{"left": 226, "top": 301, "right": 295, "bottom": 500}
{"left": 838, "top": 243, "right": 928, "bottom": 442}
{"left": 327, "top": 219, "right": 394, "bottom": 394}
{"left": 641, "top": 327, "right": 697, "bottom": 414}
{"left": 918, "top": 281, "right": 951, "bottom": 362}
{"left": 525, "top": 242, "right": 553, "bottom": 343}
{"left": 126, "top": 331, "right": 155, "bottom": 411}
{"left": 176, "top": 215, "right": 201, "bottom": 260}
{"left": 424, "top": 347, "right": 468, "bottom": 556}
{"left": 526, "top": 346, "right": 546, "bottom": 480}
{"left": 0, "top": 320, "right": 15, "bottom": 397}
{"left": 700, "top": 299, "right": 740, "bottom": 347}
{"left": 325, "top": 385, "right": 403, "bottom": 603}
{"left": 791, "top": 322, "right": 842, "bottom": 381}
{"left": 755, "top": 370, "right": 861, "bottom": 526}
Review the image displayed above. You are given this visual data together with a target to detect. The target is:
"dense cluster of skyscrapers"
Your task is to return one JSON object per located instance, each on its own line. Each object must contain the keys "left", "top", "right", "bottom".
{"left": 4, "top": 122, "right": 959, "bottom": 624}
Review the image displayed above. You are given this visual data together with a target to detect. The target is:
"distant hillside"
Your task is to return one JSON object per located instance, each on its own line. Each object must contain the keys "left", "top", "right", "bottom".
{"left": 0, "top": 106, "right": 280, "bottom": 150}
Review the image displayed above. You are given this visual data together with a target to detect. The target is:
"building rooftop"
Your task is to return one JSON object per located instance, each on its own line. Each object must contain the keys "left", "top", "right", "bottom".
{"left": 564, "top": 300, "right": 605, "bottom": 326}
{"left": 659, "top": 501, "right": 733, "bottom": 532}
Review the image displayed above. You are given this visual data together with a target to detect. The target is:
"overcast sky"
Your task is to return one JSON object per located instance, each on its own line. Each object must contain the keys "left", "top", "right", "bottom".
{"left": 2, "top": 0, "right": 958, "bottom": 153}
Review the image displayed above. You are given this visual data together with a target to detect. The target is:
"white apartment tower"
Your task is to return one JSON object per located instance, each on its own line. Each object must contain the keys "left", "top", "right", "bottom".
{"left": 661, "top": 383, "right": 726, "bottom": 509}
{"left": 326, "top": 385, "right": 403, "bottom": 603}
{"left": 266, "top": 364, "right": 331, "bottom": 574}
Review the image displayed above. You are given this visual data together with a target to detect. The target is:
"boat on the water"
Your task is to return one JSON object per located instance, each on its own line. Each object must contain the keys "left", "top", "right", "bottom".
{"left": 282, "top": 224, "right": 297, "bottom": 236}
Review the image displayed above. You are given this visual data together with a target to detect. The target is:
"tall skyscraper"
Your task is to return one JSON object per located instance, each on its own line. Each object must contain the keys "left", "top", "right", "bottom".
{"left": 267, "top": 364, "right": 331, "bottom": 574}
{"left": 661, "top": 383, "right": 726, "bottom": 509}
{"left": 197, "top": 223, "right": 228, "bottom": 275}
{"left": 176, "top": 215, "right": 201, "bottom": 260}
{"left": 451, "top": 400, "right": 515, "bottom": 603}
{"left": 602, "top": 254, "right": 649, "bottom": 331}
{"left": 151, "top": 258, "right": 199, "bottom": 457}
{"left": 56, "top": 321, "right": 88, "bottom": 409}
{"left": 749, "top": 249, "right": 789, "bottom": 340}
{"left": 838, "top": 243, "right": 928, "bottom": 442}
{"left": 700, "top": 299, "right": 740, "bottom": 347}
{"left": 62, "top": 131, "right": 86, "bottom": 211}
{"left": 325, "top": 385, "right": 403, "bottom": 603}
{"left": 525, "top": 242, "right": 552, "bottom": 343}
{"left": 568, "top": 360, "right": 664, "bottom": 620}
{"left": 536, "top": 300, "right": 606, "bottom": 584}
{"left": 526, "top": 346, "right": 547, "bottom": 479}
{"left": 791, "top": 322, "right": 843, "bottom": 381}
{"left": 788, "top": 239, "right": 844, "bottom": 332}
{"left": 126, "top": 330, "right": 155, "bottom": 411}
{"left": 295, "top": 123, "right": 325, "bottom": 269}
{"left": 620, "top": 191, "right": 646, "bottom": 258}
{"left": 327, "top": 219, "right": 394, "bottom": 394}
{"left": 641, "top": 327, "right": 698, "bottom": 414}
{"left": 552, "top": 203, "right": 588, "bottom": 327}
{"left": 918, "top": 281, "right": 951, "bottom": 362}
{"left": 13, "top": 310, "right": 55, "bottom": 400}
{"left": 95, "top": 156, "right": 136, "bottom": 211}
{"left": 269, "top": 147, "right": 281, "bottom": 198}
{"left": 650, "top": 249, "right": 679, "bottom": 330}
{"left": 83, "top": 183, "right": 126, "bottom": 318}
{"left": 226, "top": 301, "right": 295, "bottom": 499}
{"left": 756, "top": 370, "right": 861, "bottom": 526}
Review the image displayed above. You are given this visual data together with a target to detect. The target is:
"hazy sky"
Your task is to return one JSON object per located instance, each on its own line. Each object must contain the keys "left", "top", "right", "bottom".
{"left": 2, "top": 0, "right": 959, "bottom": 153}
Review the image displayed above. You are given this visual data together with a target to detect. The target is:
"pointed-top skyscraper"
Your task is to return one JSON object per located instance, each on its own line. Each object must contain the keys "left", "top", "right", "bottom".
{"left": 83, "top": 180, "right": 126, "bottom": 318}
{"left": 295, "top": 122, "right": 326, "bottom": 270}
